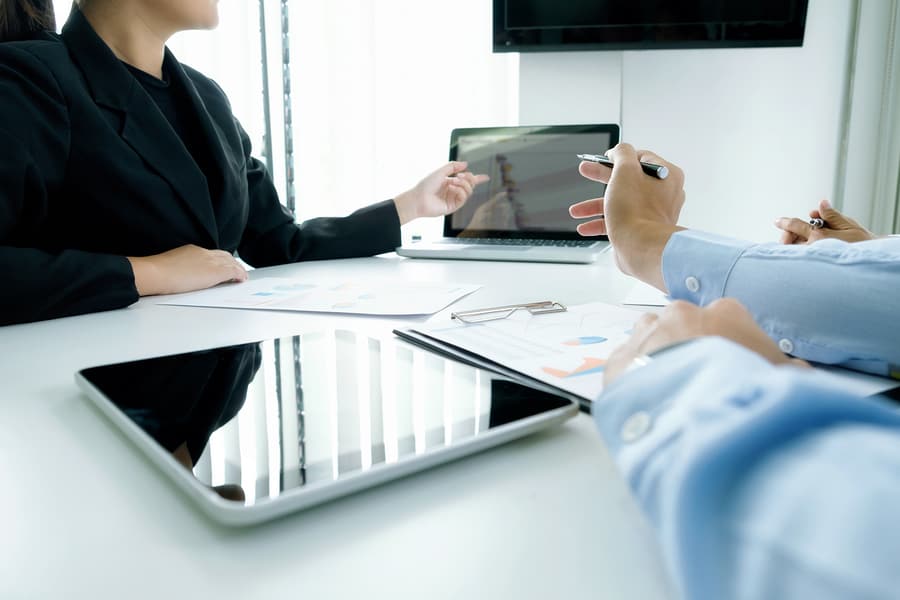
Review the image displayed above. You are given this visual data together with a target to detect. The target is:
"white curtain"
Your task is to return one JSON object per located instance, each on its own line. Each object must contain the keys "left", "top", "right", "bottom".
{"left": 55, "top": 0, "right": 519, "bottom": 243}
{"left": 287, "top": 0, "right": 519, "bottom": 241}
{"left": 834, "top": 0, "right": 900, "bottom": 235}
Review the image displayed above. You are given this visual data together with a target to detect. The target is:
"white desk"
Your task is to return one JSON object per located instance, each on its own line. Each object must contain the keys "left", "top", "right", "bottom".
{"left": 1, "top": 253, "right": 676, "bottom": 599}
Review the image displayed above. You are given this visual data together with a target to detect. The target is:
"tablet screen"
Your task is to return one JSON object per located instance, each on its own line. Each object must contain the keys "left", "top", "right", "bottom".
{"left": 78, "top": 330, "right": 575, "bottom": 510}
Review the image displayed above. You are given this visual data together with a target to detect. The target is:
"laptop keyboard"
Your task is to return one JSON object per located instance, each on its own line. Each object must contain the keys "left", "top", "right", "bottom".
{"left": 446, "top": 238, "right": 599, "bottom": 248}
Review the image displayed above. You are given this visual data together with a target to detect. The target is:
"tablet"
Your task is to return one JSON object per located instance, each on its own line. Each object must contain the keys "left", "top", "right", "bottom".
{"left": 76, "top": 330, "right": 578, "bottom": 526}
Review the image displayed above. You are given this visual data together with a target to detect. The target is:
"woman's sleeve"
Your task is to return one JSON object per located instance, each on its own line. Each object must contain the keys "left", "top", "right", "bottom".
{"left": 234, "top": 123, "right": 401, "bottom": 267}
{"left": 0, "top": 45, "right": 138, "bottom": 326}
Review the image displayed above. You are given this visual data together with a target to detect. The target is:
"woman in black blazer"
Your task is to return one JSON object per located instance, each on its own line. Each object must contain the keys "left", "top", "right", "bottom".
{"left": 0, "top": 0, "right": 488, "bottom": 326}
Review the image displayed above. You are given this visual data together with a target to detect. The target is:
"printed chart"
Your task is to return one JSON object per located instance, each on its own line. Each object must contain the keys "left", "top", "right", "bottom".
{"left": 158, "top": 277, "right": 480, "bottom": 316}
{"left": 417, "top": 302, "right": 645, "bottom": 400}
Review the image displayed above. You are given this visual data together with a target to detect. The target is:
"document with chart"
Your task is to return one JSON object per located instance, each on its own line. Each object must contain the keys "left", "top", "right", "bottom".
{"left": 157, "top": 277, "right": 480, "bottom": 316}
{"left": 396, "top": 302, "right": 646, "bottom": 406}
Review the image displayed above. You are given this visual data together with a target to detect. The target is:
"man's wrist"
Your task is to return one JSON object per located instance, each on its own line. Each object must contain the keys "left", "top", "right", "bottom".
{"left": 611, "top": 221, "right": 683, "bottom": 290}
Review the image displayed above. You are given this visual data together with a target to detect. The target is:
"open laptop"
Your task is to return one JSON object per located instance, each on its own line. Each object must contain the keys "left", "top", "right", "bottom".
{"left": 76, "top": 330, "right": 577, "bottom": 526}
{"left": 396, "top": 124, "right": 618, "bottom": 264}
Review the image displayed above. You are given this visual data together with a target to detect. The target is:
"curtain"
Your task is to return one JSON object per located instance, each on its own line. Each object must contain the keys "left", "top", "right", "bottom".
{"left": 836, "top": 0, "right": 900, "bottom": 234}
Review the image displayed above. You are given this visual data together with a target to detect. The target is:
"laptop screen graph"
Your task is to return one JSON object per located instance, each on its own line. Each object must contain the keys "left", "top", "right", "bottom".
{"left": 448, "top": 125, "right": 618, "bottom": 240}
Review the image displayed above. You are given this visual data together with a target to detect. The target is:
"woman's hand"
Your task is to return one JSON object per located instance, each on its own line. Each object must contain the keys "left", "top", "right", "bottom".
{"left": 393, "top": 161, "right": 489, "bottom": 225}
{"left": 604, "top": 298, "right": 808, "bottom": 386}
{"left": 775, "top": 199, "right": 877, "bottom": 244}
{"left": 127, "top": 244, "right": 248, "bottom": 296}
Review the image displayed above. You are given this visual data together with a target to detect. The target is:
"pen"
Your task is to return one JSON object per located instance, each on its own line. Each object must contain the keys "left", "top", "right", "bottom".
{"left": 809, "top": 217, "right": 825, "bottom": 229}
{"left": 577, "top": 153, "right": 669, "bottom": 180}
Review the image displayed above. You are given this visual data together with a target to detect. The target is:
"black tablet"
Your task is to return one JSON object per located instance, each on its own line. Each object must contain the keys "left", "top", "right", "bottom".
{"left": 76, "top": 330, "right": 578, "bottom": 526}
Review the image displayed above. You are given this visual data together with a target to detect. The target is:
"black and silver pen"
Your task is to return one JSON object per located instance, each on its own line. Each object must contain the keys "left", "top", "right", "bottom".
{"left": 577, "top": 153, "right": 669, "bottom": 180}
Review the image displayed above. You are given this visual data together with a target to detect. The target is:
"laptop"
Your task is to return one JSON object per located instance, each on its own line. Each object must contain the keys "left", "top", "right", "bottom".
{"left": 76, "top": 330, "right": 577, "bottom": 526}
{"left": 396, "top": 124, "right": 619, "bottom": 264}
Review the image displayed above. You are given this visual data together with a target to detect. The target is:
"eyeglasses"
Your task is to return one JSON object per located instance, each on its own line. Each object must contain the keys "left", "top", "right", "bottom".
{"left": 450, "top": 301, "right": 567, "bottom": 324}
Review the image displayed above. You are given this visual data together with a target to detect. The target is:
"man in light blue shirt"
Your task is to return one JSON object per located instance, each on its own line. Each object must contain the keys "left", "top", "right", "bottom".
{"left": 598, "top": 301, "right": 900, "bottom": 599}
{"left": 570, "top": 144, "right": 900, "bottom": 375}
{"left": 570, "top": 144, "right": 900, "bottom": 598}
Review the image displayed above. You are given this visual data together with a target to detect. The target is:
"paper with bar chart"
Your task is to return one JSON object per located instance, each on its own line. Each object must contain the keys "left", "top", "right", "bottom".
{"left": 408, "top": 302, "right": 646, "bottom": 401}
{"left": 157, "top": 277, "right": 480, "bottom": 316}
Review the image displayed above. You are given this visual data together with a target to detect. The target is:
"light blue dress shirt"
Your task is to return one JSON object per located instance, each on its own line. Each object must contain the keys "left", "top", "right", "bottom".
{"left": 597, "top": 337, "right": 900, "bottom": 600}
{"left": 662, "top": 232, "right": 900, "bottom": 376}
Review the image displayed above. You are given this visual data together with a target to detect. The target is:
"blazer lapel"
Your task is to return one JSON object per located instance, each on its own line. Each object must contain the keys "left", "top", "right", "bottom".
{"left": 165, "top": 51, "right": 233, "bottom": 207}
{"left": 60, "top": 8, "right": 218, "bottom": 246}
{"left": 119, "top": 93, "right": 219, "bottom": 245}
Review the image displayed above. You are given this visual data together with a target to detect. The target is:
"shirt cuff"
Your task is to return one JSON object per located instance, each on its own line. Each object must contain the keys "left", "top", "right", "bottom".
{"left": 662, "top": 230, "right": 753, "bottom": 305}
{"left": 593, "top": 337, "right": 771, "bottom": 462}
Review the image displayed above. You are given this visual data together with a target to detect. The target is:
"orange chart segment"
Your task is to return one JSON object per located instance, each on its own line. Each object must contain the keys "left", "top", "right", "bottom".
{"left": 542, "top": 357, "right": 606, "bottom": 378}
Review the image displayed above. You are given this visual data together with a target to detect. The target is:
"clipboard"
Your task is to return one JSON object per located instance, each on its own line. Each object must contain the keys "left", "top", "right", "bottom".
{"left": 393, "top": 327, "right": 590, "bottom": 412}
{"left": 394, "top": 300, "right": 647, "bottom": 413}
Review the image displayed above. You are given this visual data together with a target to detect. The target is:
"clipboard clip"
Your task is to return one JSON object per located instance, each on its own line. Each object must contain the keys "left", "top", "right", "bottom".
{"left": 451, "top": 300, "right": 567, "bottom": 324}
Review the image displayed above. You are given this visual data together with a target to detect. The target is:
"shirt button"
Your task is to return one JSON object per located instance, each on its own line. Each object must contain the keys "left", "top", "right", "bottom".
{"left": 621, "top": 411, "right": 652, "bottom": 443}
{"left": 685, "top": 276, "right": 700, "bottom": 293}
{"left": 778, "top": 338, "right": 794, "bottom": 354}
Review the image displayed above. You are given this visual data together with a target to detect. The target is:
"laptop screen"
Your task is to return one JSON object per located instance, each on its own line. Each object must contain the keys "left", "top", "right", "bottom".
{"left": 447, "top": 124, "right": 619, "bottom": 240}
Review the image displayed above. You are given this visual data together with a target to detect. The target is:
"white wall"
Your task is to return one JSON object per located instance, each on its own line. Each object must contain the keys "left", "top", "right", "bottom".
{"left": 518, "top": 0, "right": 855, "bottom": 242}
{"left": 519, "top": 52, "right": 621, "bottom": 126}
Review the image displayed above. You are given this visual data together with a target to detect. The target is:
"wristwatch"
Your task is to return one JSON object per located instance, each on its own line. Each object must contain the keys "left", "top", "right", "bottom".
{"left": 624, "top": 339, "right": 700, "bottom": 375}
{"left": 624, "top": 354, "right": 652, "bottom": 374}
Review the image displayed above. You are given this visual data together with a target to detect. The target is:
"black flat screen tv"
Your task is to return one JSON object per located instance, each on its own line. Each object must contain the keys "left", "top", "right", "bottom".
{"left": 493, "top": 0, "right": 810, "bottom": 52}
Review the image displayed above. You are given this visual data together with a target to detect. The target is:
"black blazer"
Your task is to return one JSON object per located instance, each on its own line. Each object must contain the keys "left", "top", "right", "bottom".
{"left": 0, "top": 8, "right": 400, "bottom": 326}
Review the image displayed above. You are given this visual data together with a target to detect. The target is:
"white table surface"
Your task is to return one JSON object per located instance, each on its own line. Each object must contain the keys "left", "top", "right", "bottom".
{"left": 1, "top": 253, "right": 678, "bottom": 599}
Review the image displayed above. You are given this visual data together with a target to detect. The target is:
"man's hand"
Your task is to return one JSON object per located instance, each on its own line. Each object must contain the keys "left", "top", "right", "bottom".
{"left": 604, "top": 299, "right": 808, "bottom": 386}
{"left": 569, "top": 143, "right": 686, "bottom": 291}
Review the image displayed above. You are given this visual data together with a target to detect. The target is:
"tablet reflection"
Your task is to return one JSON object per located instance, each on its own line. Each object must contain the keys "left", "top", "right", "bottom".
{"left": 86, "top": 343, "right": 262, "bottom": 502}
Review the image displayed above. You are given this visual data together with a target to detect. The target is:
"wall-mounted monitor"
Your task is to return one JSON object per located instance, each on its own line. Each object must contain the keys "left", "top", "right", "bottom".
{"left": 493, "top": 1, "right": 810, "bottom": 53}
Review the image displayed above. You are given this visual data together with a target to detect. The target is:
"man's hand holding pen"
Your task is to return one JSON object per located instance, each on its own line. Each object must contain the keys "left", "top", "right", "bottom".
{"left": 569, "top": 143, "right": 686, "bottom": 292}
